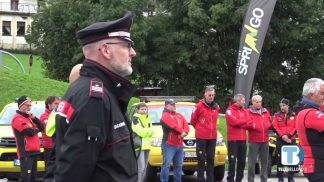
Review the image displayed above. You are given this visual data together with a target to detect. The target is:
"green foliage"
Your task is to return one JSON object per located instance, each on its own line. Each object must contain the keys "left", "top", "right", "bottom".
{"left": 28, "top": 0, "right": 324, "bottom": 112}
{"left": 137, "top": 0, "right": 324, "bottom": 112}
{"left": 28, "top": 0, "right": 149, "bottom": 81}
{"left": 0, "top": 69, "right": 68, "bottom": 110}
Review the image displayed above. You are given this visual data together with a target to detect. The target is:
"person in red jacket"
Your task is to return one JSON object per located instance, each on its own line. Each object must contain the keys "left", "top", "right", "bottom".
{"left": 191, "top": 86, "right": 220, "bottom": 182}
{"left": 40, "top": 96, "right": 59, "bottom": 168}
{"left": 160, "top": 98, "right": 189, "bottom": 182}
{"left": 296, "top": 78, "right": 324, "bottom": 182}
{"left": 11, "top": 96, "right": 44, "bottom": 182}
{"left": 225, "top": 93, "right": 250, "bottom": 182}
{"left": 272, "top": 98, "right": 297, "bottom": 182}
{"left": 246, "top": 95, "right": 271, "bottom": 182}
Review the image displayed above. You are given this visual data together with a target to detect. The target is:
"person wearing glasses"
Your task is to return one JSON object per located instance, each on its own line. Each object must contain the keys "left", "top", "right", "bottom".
{"left": 190, "top": 86, "right": 220, "bottom": 182}
{"left": 54, "top": 11, "right": 137, "bottom": 182}
{"left": 11, "top": 96, "right": 44, "bottom": 182}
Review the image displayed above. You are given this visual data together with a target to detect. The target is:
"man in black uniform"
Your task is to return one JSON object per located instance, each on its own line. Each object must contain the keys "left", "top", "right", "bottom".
{"left": 54, "top": 11, "right": 138, "bottom": 182}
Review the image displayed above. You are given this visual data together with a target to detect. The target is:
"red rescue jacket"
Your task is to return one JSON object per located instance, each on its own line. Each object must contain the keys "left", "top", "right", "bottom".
{"left": 40, "top": 109, "right": 53, "bottom": 148}
{"left": 190, "top": 99, "right": 219, "bottom": 139}
{"left": 225, "top": 104, "right": 249, "bottom": 141}
{"left": 161, "top": 109, "right": 189, "bottom": 147}
{"left": 11, "top": 111, "right": 43, "bottom": 159}
{"left": 272, "top": 110, "right": 297, "bottom": 140}
{"left": 297, "top": 106, "right": 324, "bottom": 174}
{"left": 246, "top": 107, "right": 271, "bottom": 143}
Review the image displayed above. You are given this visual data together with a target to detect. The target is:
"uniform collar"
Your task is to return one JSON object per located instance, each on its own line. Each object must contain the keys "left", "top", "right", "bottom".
{"left": 80, "top": 59, "right": 137, "bottom": 112}
{"left": 301, "top": 98, "right": 320, "bottom": 110}
{"left": 16, "top": 110, "right": 29, "bottom": 118}
{"left": 231, "top": 103, "right": 243, "bottom": 110}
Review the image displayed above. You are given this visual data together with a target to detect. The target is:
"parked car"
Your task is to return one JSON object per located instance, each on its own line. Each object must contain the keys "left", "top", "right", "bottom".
{"left": 128, "top": 96, "right": 228, "bottom": 182}
{"left": 0, "top": 101, "right": 45, "bottom": 180}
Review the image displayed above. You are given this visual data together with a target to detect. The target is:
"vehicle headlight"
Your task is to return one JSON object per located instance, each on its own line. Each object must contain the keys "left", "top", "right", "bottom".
{"left": 216, "top": 137, "right": 224, "bottom": 146}
{"left": 151, "top": 138, "right": 162, "bottom": 147}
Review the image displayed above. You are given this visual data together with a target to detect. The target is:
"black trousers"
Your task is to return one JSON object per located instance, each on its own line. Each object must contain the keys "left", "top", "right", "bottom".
{"left": 305, "top": 172, "right": 324, "bottom": 182}
{"left": 196, "top": 138, "right": 216, "bottom": 182}
{"left": 43, "top": 145, "right": 56, "bottom": 182}
{"left": 44, "top": 148, "right": 52, "bottom": 167}
{"left": 276, "top": 137, "right": 296, "bottom": 179}
{"left": 20, "top": 155, "right": 37, "bottom": 182}
{"left": 227, "top": 141, "right": 247, "bottom": 182}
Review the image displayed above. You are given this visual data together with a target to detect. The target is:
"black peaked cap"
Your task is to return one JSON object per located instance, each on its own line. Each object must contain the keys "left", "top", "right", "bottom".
{"left": 76, "top": 11, "right": 133, "bottom": 45}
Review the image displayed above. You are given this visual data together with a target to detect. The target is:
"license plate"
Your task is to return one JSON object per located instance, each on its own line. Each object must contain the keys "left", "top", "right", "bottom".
{"left": 14, "top": 159, "right": 20, "bottom": 166}
{"left": 184, "top": 152, "right": 197, "bottom": 158}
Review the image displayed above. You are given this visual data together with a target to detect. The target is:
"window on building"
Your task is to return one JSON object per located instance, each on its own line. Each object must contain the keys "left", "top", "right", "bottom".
{"left": 11, "top": 0, "right": 19, "bottom": 11}
{"left": 17, "top": 22, "right": 25, "bottom": 36}
{"left": 2, "top": 21, "right": 11, "bottom": 36}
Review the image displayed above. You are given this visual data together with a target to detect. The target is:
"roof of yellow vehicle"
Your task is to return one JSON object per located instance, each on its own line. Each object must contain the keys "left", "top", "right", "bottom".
{"left": 5, "top": 101, "right": 44, "bottom": 106}
{"left": 133, "top": 101, "right": 196, "bottom": 106}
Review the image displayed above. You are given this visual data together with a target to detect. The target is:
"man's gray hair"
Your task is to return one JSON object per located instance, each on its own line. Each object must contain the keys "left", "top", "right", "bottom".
{"left": 302, "top": 78, "right": 324, "bottom": 98}
{"left": 251, "top": 95, "right": 262, "bottom": 102}
{"left": 233, "top": 93, "right": 245, "bottom": 103}
{"left": 204, "top": 85, "right": 215, "bottom": 93}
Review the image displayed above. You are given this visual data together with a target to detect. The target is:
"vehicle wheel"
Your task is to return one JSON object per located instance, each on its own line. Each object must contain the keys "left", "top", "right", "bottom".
{"left": 214, "top": 165, "right": 225, "bottom": 181}
{"left": 143, "top": 164, "right": 157, "bottom": 182}
{"left": 183, "top": 169, "right": 195, "bottom": 175}
{"left": 268, "top": 154, "right": 272, "bottom": 178}
{"left": 255, "top": 162, "right": 260, "bottom": 174}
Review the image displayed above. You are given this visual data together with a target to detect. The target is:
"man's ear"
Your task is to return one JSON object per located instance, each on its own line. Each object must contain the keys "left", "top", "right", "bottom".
{"left": 100, "top": 45, "right": 111, "bottom": 59}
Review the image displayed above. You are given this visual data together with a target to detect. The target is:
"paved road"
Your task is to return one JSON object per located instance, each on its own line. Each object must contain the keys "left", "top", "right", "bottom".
{"left": 0, "top": 170, "right": 306, "bottom": 182}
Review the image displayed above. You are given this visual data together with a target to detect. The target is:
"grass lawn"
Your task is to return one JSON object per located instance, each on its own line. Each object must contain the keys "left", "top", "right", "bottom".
{"left": 0, "top": 52, "right": 68, "bottom": 109}
{"left": 1, "top": 52, "right": 44, "bottom": 77}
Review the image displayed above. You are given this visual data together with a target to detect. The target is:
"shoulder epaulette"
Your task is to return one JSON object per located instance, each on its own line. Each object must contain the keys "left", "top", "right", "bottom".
{"left": 89, "top": 79, "right": 104, "bottom": 99}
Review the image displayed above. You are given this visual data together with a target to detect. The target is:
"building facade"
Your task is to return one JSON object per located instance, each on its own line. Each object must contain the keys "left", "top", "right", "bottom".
{"left": 0, "top": 0, "right": 37, "bottom": 50}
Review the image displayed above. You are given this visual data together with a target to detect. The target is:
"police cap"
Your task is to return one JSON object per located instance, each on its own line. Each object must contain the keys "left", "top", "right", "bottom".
{"left": 76, "top": 11, "right": 133, "bottom": 46}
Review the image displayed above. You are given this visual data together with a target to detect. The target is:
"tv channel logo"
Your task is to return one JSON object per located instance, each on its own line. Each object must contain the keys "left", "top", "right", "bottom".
{"left": 281, "top": 145, "right": 304, "bottom": 165}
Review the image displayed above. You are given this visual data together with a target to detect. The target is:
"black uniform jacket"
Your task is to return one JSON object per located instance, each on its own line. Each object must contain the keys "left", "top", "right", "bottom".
{"left": 54, "top": 59, "right": 137, "bottom": 182}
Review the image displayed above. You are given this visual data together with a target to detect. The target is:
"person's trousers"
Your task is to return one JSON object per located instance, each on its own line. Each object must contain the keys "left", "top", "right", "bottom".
{"left": 276, "top": 138, "right": 296, "bottom": 179}
{"left": 196, "top": 138, "right": 216, "bottom": 182}
{"left": 248, "top": 142, "right": 268, "bottom": 182}
{"left": 137, "top": 150, "right": 150, "bottom": 182}
{"left": 44, "top": 148, "right": 52, "bottom": 167}
{"left": 20, "top": 155, "right": 37, "bottom": 182}
{"left": 43, "top": 143, "right": 56, "bottom": 182}
{"left": 305, "top": 172, "right": 324, "bottom": 182}
{"left": 227, "top": 141, "right": 247, "bottom": 182}
{"left": 160, "top": 142, "right": 184, "bottom": 182}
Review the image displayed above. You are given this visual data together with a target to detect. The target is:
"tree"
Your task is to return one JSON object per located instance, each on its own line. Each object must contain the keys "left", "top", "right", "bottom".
{"left": 135, "top": 0, "right": 324, "bottom": 111}
{"left": 29, "top": 0, "right": 323, "bottom": 111}
{"left": 28, "top": 0, "right": 149, "bottom": 81}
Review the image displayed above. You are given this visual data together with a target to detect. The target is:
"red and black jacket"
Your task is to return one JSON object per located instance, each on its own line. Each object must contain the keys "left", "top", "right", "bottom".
{"left": 273, "top": 110, "right": 297, "bottom": 140}
{"left": 190, "top": 99, "right": 219, "bottom": 139}
{"left": 55, "top": 60, "right": 138, "bottom": 182}
{"left": 40, "top": 108, "right": 53, "bottom": 148}
{"left": 161, "top": 109, "right": 189, "bottom": 147}
{"left": 296, "top": 98, "right": 324, "bottom": 174}
{"left": 225, "top": 104, "right": 250, "bottom": 141}
{"left": 246, "top": 107, "right": 271, "bottom": 143}
{"left": 11, "top": 110, "right": 44, "bottom": 159}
